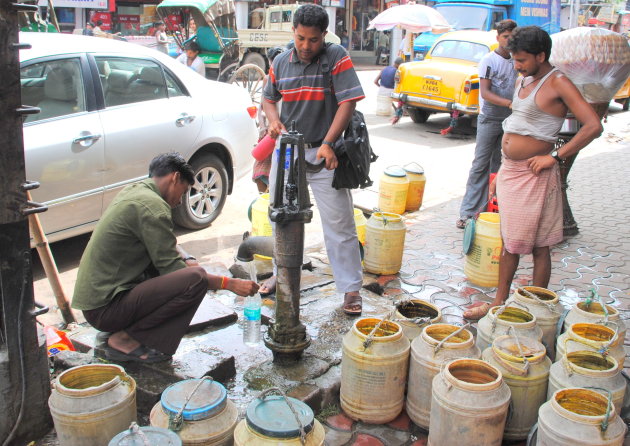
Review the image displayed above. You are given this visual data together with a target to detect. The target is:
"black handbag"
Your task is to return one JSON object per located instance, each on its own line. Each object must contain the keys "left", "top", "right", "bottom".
{"left": 321, "top": 46, "right": 378, "bottom": 190}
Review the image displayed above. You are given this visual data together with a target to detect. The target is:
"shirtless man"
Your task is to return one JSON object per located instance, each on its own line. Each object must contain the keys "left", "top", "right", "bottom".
{"left": 464, "top": 26, "right": 603, "bottom": 320}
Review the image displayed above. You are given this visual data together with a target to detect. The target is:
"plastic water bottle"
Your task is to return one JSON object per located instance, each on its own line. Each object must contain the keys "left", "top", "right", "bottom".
{"left": 243, "top": 293, "right": 262, "bottom": 346}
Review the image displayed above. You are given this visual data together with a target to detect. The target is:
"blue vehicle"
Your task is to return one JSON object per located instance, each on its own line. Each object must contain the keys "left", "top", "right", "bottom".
{"left": 413, "top": 0, "right": 561, "bottom": 58}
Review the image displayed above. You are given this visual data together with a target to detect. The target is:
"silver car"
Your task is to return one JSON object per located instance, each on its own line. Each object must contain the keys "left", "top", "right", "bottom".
{"left": 19, "top": 32, "right": 257, "bottom": 243}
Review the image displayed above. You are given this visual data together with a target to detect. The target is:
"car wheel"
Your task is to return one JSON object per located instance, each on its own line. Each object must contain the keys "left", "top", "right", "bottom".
{"left": 174, "top": 154, "right": 228, "bottom": 230}
{"left": 622, "top": 98, "right": 629, "bottom": 111}
{"left": 242, "top": 52, "right": 266, "bottom": 72}
{"left": 407, "top": 107, "right": 430, "bottom": 123}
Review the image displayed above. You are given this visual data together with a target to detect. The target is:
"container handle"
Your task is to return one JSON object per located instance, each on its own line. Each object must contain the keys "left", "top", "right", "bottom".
{"left": 363, "top": 317, "right": 390, "bottom": 351}
{"left": 116, "top": 422, "right": 151, "bottom": 446}
{"left": 258, "top": 387, "right": 307, "bottom": 446}
{"left": 433, "top": 324, "right": 470, "bottom": 356}
{"left": 584, "top": 387, "right": 613, "bottom": 433}
{"left": 525, "top": 423, "right": 538, "bottom": 446}
{"left": 168, "top": 376, "right": 214, "bottom": 432}
{"left": 403, "top": 162, "right": 424, "bottom": 173}
{"left": 584, "top": 289, "right": 609, "bottom": 324}
{"left": 517, "top": 287, "right": 560, "bottom": 315}
{"left": 491, "top": 326, "right": 530, "bottom": 376}
{"left": 491, "top": 301, "right": 529, "bottom": 334}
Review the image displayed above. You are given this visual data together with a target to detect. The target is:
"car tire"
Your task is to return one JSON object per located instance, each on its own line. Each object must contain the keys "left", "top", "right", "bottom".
{"left": 242, "top": 52, "right": 266, "bottom": 72}
{"left": 174, "top": 154, "right": 228, "bottom": 230}
{"left": 622, "top": 98, "right": 629, "bottom": 111}
{"left": 408, "top": 107, "right": 430, "bottom": 123}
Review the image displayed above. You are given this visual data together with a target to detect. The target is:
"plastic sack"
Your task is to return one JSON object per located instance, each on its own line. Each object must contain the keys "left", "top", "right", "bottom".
{"left": 550, "top": 27, "right": 630, "bottom": 104}
{"left": 44, "top": 326, "right": 75, "bottom": 357}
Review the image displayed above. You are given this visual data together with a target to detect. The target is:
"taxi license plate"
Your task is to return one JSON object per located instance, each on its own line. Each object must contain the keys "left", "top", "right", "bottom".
{"left": 421, "top": 79, "right": 441, "bottom": 95}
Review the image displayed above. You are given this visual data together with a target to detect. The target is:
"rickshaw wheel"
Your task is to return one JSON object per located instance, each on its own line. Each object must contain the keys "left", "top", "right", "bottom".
{"left": 229, "top": 63, "right": 265, "bottom": 109}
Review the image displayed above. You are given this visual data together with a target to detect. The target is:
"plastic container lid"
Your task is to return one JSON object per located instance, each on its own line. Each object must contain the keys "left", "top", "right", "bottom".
{"left": 404, "top": 163, "right": 424, "bottom": 175}
{"left": 109, "top": 426, "right": 181, "bottom": 446}
{"left": 246, "top": 395, "right": 315, "bottom": 439}
{"left": 383, "top": 166, "right": 407, "bottom": 178}
{"left": 160, "top": 379, "right": 228, "bottom": 421}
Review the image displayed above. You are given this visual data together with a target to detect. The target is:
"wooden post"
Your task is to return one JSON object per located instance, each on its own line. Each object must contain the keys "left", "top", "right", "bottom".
{"left": 27, "top": 192, "right": 76, "bottom": 325}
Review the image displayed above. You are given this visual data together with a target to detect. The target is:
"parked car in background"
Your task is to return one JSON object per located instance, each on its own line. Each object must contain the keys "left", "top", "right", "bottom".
{"left": 19, "top": 32, "right": 258, "bottom": 243}
{"left": 392, "top": 30, "right": 498, "bottom": 123}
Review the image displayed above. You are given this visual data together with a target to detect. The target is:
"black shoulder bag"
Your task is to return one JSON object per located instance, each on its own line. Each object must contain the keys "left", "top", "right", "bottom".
{"left": 320, "top": 47, "right": 378, "bottom": 190}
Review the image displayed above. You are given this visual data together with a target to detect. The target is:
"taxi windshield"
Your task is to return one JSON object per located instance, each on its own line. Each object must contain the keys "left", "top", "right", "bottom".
{"left": 430, "top": 39, "right": 489, "bottom": 62}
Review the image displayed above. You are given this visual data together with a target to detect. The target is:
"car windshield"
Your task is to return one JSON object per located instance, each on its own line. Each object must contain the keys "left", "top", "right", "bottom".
{"left": 430, "top": 39, "right": 489, "bottom": 62}
{"left": 435, "top": 5, "right": 489, "bottom": 30}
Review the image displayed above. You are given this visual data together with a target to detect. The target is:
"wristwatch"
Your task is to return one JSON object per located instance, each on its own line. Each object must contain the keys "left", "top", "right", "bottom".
{"left": 322, "top": 140, "right": 335, "bottom": 147}
{"left": 183, "top": 256, "right": 196, "bottom": 261}
{"left": 550, "top": 150, "right": 563, "bottom": 163}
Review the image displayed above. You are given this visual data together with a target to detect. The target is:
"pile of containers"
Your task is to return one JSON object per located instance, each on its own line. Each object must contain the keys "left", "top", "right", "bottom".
{"left": 339, "top": 288, "right": 628, "bottom": 445}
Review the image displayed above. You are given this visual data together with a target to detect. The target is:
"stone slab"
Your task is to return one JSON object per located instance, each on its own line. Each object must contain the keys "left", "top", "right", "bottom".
{"left": 187, "top": 296, "right": 238, "bottom": 332}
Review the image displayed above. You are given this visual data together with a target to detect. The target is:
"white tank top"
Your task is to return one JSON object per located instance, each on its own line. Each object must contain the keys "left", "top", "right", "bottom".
{"left": 502, "top": 68, "right": 566, "bottom": 143}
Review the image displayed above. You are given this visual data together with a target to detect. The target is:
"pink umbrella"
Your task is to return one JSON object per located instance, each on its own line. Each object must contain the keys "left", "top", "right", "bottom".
{"left": 367, "top": 4, "right": 449, "bottom": 33}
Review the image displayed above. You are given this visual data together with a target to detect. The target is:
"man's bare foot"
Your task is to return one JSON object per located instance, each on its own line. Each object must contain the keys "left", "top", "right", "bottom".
{"left": 259, "top": 276, "right": 276, "bottom": 296}
{"left": 463, "top": 300, "right": 503, "bottom": 320}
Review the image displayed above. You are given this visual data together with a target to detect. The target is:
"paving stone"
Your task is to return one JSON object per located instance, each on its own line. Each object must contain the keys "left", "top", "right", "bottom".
{"left": 288, "top": 383, "right": 322, "bottom": 413}
{"left": 356, "top": 422, "right": 410, "bottom": 445}
{"left": 352, "top": 433, "right": 385, "bottom": 446}
{"left": 387, "top": 408, "right": 411, "bottom": 431}
{"left": 314, "top": 365, "right": 342, "bottom": 410}
{"left": 326, "top": 413, "right": 355, "bottom": 431}
{"left": 324, "top": 426, "right": 354, "bottom": 445}
{"left": 52, "top": 350, "right": 103, "bottom": 369}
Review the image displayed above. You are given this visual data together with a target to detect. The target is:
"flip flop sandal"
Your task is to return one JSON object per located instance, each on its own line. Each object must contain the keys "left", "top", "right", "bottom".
{"left": 104, "top": 345, "right": 172, "bottom": 364}
{"left": 343, "top": 293, "right": 363, "bottom": 316}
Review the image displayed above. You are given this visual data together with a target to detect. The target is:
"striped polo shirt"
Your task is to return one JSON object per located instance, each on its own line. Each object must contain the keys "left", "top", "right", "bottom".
{"left": 263, "top": 43, "right": 365, "bottom": 143}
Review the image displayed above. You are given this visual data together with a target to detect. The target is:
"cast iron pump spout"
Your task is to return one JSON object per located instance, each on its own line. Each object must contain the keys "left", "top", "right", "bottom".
{"left": 264, "top": 122, "right": 313, "bottom": 362}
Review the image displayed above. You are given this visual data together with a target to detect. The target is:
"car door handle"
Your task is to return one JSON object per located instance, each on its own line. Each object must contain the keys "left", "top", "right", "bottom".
{"left": 72, "top": 133, "right": 102, "bottom": 147}
{"left": 175, "top": 113, "right": 196, "bottom": 127}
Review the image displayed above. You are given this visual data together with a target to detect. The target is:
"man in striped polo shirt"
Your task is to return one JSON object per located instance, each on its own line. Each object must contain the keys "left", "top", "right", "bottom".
{"left": 262, "top": 4, "right": 365, "bottom": 315}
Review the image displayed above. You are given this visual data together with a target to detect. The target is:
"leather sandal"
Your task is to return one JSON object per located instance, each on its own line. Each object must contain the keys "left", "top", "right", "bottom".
{"left": 343, "top": 293, "right": 362, "bottom": 316}
{"left": 104, "top": 345, "right": 172, "bottom": 364}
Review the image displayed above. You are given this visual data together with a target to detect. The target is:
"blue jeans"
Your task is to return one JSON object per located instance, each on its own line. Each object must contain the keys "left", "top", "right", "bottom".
{"left": 459, "top": 114, "right": 504, "bottom": 219}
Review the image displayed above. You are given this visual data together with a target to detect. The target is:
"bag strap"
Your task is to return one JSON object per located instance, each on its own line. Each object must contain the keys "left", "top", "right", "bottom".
{"left": 320, "top": 43, "right": 338, "bottom": 130}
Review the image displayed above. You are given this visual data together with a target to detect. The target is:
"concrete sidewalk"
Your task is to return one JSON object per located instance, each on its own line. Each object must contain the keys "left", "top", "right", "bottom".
{"left": 317, "top": 138, "right": 630, "bottom": 445}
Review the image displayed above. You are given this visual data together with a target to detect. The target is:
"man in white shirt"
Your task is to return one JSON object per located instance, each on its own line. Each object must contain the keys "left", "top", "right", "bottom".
{"left": 457, "top": 19, "right": 518, "bottom": 229}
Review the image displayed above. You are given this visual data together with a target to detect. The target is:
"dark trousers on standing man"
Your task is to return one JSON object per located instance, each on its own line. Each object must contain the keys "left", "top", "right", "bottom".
{"left": 83, "top": 267, "right": 208, "bottom": 355}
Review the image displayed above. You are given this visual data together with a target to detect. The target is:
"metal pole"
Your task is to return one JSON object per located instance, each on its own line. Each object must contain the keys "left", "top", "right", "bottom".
{"left": 0, "top": 3, "right": 53, "bottom": 444}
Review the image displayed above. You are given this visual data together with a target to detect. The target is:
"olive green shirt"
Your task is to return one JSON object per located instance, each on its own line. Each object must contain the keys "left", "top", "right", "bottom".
{"left": 72, "top": 179, "right": 186, "bottom": 310}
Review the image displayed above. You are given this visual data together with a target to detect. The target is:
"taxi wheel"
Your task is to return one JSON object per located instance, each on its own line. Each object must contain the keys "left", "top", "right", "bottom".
{"left": 622, "top": 98, "right": 629, "bottom": 111}
{"left": 408, "top": 107, "right": 430, "bottom": 124}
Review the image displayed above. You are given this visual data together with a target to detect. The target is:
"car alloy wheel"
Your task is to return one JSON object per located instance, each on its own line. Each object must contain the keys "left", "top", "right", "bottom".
{"left": 174, "top": 154, "right": 228, "bottom": 230}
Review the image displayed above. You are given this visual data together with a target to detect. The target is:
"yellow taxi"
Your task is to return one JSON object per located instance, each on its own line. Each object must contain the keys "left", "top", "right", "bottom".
{"left": 613, "top": 76, "right": 630, "bottom": 111}
{"left": 392, "top": 30, "right": 498, "bottom": 123}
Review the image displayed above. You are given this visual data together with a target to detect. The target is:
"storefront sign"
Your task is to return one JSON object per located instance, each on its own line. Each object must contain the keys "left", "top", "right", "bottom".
{"left": 321, "top": 0, "right": 345, "bottom": 7}
{"left": 91, "top": 11, "right": 112, "bottom": 30}
{"left": 39, "top": 0, "right": 108, "bottom": 8}
{"left": 116, "top": 14, "right": 140, "bottom": 23}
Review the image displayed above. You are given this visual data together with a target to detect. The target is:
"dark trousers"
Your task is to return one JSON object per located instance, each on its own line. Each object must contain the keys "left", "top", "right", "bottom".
{"left": 375, "top": 45, "right": 387, "bottom": 65}
{"left": 83, "top": 267, "right": 208, "bottom": 355}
